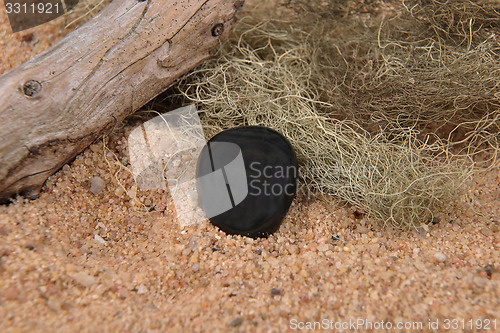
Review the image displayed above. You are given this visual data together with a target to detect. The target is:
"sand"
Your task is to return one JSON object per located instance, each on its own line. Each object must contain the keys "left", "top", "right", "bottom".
{"left": 0, "top": 3, "right": 499, "bottom": 333}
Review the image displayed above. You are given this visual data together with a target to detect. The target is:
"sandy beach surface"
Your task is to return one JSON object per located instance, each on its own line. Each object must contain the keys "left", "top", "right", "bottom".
{"left": 0, "top": 4, "right": 499, "bottom": 332}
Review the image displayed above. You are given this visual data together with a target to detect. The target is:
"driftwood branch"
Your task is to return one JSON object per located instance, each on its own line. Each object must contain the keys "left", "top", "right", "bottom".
{"left": 0, "top": 0, "right": 243, "bottom": 201}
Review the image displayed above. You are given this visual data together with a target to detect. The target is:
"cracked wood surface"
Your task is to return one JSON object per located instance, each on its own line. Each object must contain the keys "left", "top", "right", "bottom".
{"left": 0, "top": 0, "right": 243, "bottom": 201}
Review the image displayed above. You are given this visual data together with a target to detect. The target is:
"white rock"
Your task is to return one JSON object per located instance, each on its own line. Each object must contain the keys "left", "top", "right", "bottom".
{"left": 94, "top": 234, "right": 107, "bottom": 246}
{"left": 73, "top": 272, "right": 97, "bottom": 288}
{"left": 136, "top": 284, "right": 148, "bottom": 294}
{"left": 434, "top": 252, "right": 447, "bottom": 263}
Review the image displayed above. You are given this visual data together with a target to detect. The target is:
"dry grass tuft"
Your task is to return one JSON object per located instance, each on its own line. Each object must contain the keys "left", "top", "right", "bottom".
{"left": 403, "top": 0, "right": 500, "bottom": 46}
{"left": 143, "top": 0, "right": 500, "bottom": 229}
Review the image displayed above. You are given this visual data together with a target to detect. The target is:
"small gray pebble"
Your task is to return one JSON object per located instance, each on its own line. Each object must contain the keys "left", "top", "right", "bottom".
{"left": 90, "top": 177, "right": 105, "bottom": 194}
{"left": 484, "top": 264, "right": 494, "bottom": 278}
{"left": 229, "top": 317, "right": 243, "bottom": 327}
{"left": 271, "top": 287, "right": 281, "bottom": 296}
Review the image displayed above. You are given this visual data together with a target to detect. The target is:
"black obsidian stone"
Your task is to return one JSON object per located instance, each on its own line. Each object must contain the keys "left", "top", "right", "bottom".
{"left": 196, "top": 126, "right": 298, "bottom": 238}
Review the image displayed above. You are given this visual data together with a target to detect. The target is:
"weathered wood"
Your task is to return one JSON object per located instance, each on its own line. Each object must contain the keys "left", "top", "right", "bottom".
{"left": 0, "top": 0, "right": 244, "bottom": 201}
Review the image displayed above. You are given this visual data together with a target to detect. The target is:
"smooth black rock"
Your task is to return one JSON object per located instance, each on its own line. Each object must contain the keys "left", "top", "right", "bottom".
{"left": 196, "top": 126, "right": 298, "bottom": 238}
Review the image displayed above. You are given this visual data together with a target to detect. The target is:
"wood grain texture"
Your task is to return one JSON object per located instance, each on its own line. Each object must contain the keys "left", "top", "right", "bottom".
{"left": 0, "top": 0, "right": 244, "bottom": 201}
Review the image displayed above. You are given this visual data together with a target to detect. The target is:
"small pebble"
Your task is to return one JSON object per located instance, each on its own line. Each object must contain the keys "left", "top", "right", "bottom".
{"left": 114, "top": 187, "right": 125, "bottom": 197}
{"left": 192, "top": 263, "right": 200, "bottom": 272}
{"left": 484, "top": 264, "right": 494, "bottom": 278}
{"left": 90, "top": 177, "right": 105, "bottom": 194}
{"left": 4, "top": 286, "right": 19, "bottom": 301}
{"left": 188, "top": 237, "right": 198, "bottom": 250}
{"left": 271, "top": 287, "right": 281, "bottom": 296}
{"left": 94, "top": 235, "right": 107, "bottom": 246}
{"left": 229, "top": 317, "right": 243, "bottom": 327}
{"left": 317, "top": 244, "right": 329, "bottom": 252}
{"left": 136, "top": 284, "right": 148, "bottom": 295}
{"left": 189, "top": 252, "right": 199, "bottom": 263}
{"left": 73, "top": 272, "right": 97, "bottom": 288}
{"left": 473, "top": 276, "right": 488, "bottom": 290}
{"left": 0, "top": 226, "right": 9, "bottom": 236}
{"left": 47, "top": 299, "right": 62, "bottom": 312}
{"left": 481, "top": 227, "right": 493, "bottom": 237}
{"left": 289, "top": 245, "right": 299, "bottom": 255}
{"left": 434, "top": 252, "right": 447, "bottom": 263}
{"left": 356, "top": 225, "right": 369, "bottom": 234}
